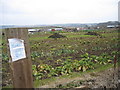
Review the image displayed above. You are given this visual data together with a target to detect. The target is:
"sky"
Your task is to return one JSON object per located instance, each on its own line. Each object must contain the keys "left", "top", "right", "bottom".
{"left": 0, "top": 0, "right": 119, "bottom": 25}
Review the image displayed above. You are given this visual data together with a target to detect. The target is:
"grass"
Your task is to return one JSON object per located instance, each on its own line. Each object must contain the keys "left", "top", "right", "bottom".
{"left": 1, "top": 85, "right": 13, "bottom": 89}
{"left": 67, "top": 35, "right": 96, "bottom": 38}
{"left": 0, "top": 29, "right": 2, "bottom": 44}
{"left": 29, "top": 33, "right": 96, "bottom": 41}
{"left": 29, "top": 36, "right": 48, "bottom": 41}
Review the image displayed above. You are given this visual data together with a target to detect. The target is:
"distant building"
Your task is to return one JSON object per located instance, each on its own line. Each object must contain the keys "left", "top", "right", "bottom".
{"left": 51, "top": 29, "right": 55, "bottom": 31}
{"left": 63, "top": 27, "right": 78, "bottom": 32}
{"left": 107, "top": 25, "right": 115, "bottom": 28}
{"left": 28, "top": 29, "right": 39, "bottom": 34}
{"left": 49, "top": 28, "right": 63, "bottom": 31}
{"left": 107, "top": 25, "right": 119, "bottom": 28}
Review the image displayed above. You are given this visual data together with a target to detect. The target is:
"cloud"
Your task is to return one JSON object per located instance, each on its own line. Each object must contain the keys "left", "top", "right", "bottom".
{"left": 0, "top": 0, "right": 119, "bottom": 25}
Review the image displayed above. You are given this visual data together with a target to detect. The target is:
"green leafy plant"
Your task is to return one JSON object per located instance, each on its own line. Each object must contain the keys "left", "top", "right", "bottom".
{"left": 32, "top": 53, "right": 116, "bottom": 80}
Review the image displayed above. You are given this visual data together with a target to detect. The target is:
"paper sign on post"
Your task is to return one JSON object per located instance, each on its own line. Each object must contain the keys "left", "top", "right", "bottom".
{"left": 8, "top": 38, "right": 26, "bottom": 62}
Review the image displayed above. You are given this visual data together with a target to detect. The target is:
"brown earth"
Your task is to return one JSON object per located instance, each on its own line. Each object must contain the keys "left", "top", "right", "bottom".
{"left": 39, "top": 67, "right": 120, "bottom": 89}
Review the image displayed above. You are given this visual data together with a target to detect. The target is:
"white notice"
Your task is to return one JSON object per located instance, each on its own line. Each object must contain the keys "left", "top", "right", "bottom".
{"left": 8, "top": 38, "right": 26, "bottom": 62}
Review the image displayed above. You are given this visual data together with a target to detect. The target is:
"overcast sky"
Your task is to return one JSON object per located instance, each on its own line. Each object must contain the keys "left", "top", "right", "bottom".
{"left": 0, "top": 0, "right": 119, "bottom": 25}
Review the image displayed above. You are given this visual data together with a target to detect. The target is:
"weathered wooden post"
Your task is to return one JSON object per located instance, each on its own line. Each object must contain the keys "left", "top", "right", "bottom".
{"left": 118, "top": 1, "right": 120, "bottom": 22}
{"left": 5, "top": 28, "right": 33, "bottom": 88}
{"left": 114, "top": 55, "right": 117, "bottom": 70}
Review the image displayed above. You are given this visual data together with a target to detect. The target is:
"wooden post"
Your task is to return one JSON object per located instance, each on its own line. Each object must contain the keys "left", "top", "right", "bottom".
{"left": 5, "top": 28, "right": 33, "bottom": 88}
{"left": 114, "top": 55, "right": 117, "bottom": 70}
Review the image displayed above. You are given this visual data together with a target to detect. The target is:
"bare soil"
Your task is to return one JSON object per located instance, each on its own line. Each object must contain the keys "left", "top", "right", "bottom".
{"left": 39, "top": 67, "right": 120, "bottom": 89}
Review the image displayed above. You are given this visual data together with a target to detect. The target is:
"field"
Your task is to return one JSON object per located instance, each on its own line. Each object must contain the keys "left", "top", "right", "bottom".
{"left": 2, "top": 28, "right": 120, "bottom": 88}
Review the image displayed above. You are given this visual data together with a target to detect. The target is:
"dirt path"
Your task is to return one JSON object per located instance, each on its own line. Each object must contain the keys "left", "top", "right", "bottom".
{"left": 80, "top": 67, "right": 120, "bottom": 88}
{"left": 39, "top": 67, "right": 120, "bottom": 88}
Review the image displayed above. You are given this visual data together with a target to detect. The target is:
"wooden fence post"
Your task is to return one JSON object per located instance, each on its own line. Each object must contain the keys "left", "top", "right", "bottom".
{"left": 5, "top": 28, "right": 33, "bottom": 88}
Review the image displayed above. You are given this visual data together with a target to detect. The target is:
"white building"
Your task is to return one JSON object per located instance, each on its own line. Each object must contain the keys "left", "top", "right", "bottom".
{"left": 28, "top": 29, "right": 39, "bottom": 34}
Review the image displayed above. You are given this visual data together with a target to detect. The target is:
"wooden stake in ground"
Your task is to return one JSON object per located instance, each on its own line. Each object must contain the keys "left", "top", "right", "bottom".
{"left": 114, "top": 55, "right": 117, "bottom": 69}
{"left": 5, "top": 28, "right": 33, "bottom": 88}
